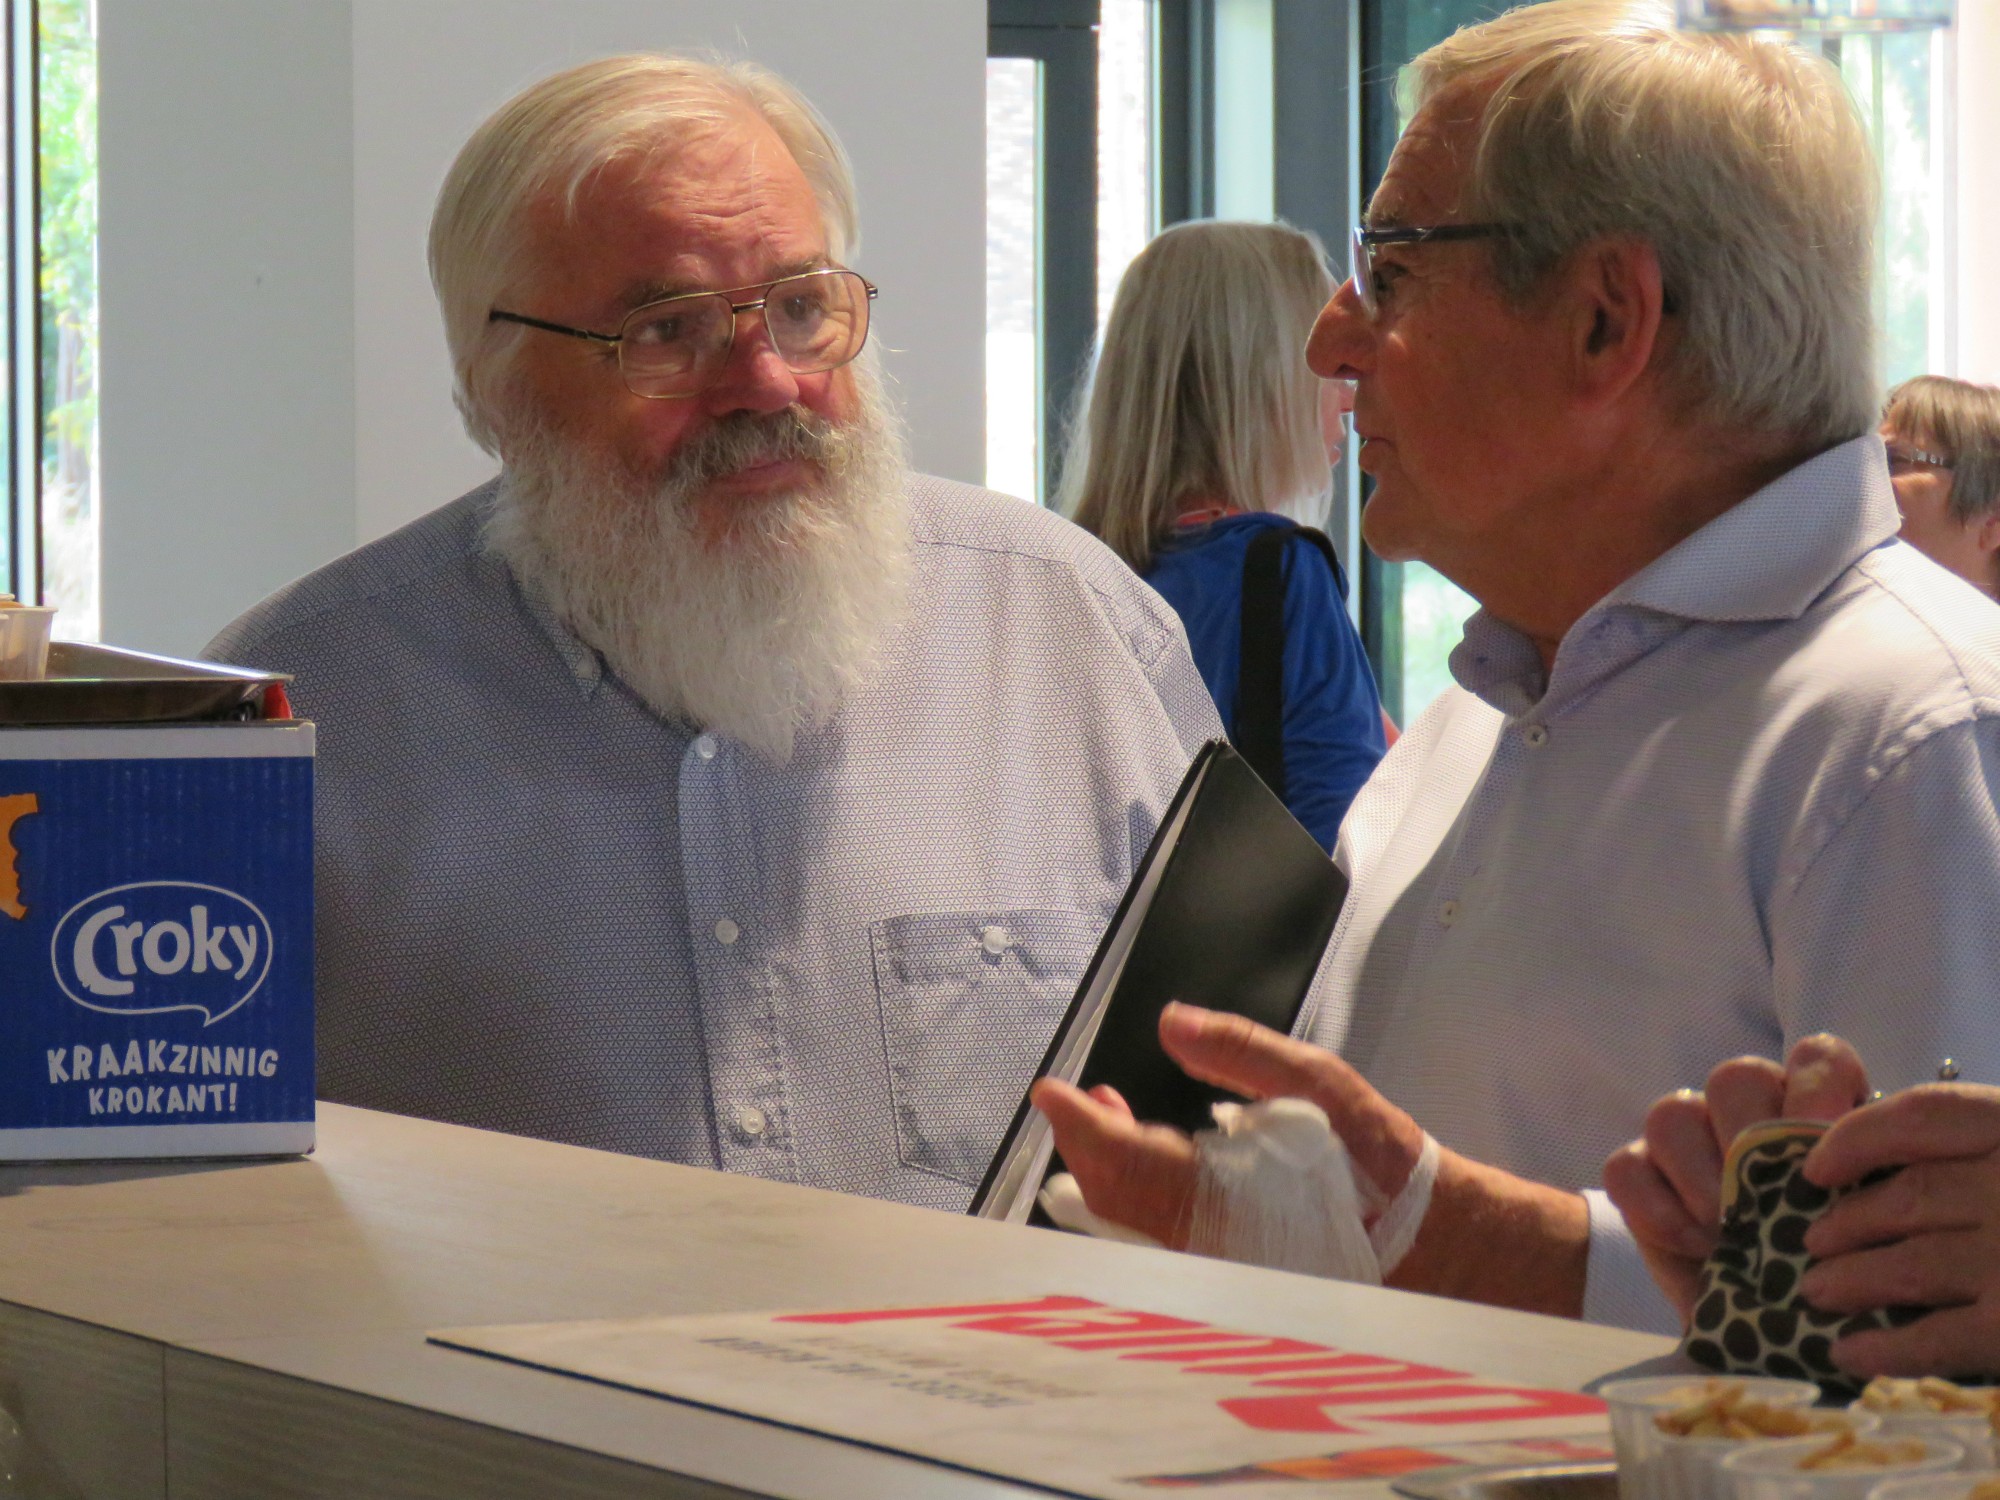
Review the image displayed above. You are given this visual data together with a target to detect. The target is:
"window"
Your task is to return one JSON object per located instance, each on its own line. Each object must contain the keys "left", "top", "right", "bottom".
{"left": 986, "top": 0, "right": 1101, "bottom": 505}
{"left": 5, "top": 0, "right": 98, "bottom": 638}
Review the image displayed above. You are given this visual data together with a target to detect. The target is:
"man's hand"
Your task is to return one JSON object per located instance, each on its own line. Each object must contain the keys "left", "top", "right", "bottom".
{"left": 1798, "top": 1084, "right": 2000, "bottom": 1380}
{"left": 1030, "top": 1002, "right": 1428, "bottom": 1250}
{"left": 1032, "top": 1003, "right": 1592, "bottom": 1317}
{"left": 1602, "top": 1035, "right": 1870, "bottom": 1318}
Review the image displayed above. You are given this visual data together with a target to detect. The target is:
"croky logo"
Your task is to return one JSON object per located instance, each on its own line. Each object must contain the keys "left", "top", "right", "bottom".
{"left": 0, "top": 792, "right": 37, "bottom": 920}
{"left": 51, "top": 881, "right": 273, "bottom": 1026}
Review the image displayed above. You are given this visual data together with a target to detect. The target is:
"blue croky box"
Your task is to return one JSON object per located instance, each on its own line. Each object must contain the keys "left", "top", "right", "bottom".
{"left": 0, "top": 722, "right": 313, "bottom": 1159}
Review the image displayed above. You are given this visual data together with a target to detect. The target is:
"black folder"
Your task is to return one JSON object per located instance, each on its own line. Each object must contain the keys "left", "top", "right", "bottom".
{"left": 971, "top": 739, "right": 1350, "bottom": 1221}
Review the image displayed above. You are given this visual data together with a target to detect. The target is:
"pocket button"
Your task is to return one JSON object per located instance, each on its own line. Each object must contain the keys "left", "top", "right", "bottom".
{"left": 980, "top": 925, "right": 1011, "bottom": 956}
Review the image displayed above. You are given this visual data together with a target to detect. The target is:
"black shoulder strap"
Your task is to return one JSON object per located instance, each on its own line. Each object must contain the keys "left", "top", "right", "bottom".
{"left": 1236, "top": 524, "right": 1346, "bottom": 802}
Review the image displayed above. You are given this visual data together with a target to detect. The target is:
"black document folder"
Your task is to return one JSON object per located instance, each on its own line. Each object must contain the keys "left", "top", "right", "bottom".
{"left": 971, "top": 738, "right": 1350, "bottom": 1221}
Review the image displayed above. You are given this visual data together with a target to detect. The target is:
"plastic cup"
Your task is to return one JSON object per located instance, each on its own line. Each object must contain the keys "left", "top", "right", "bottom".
{"left": 1866, "top": 1476, "right": 2000, "bottom": 1499}
{"left": 1868, "top": 1414, "right": 1995, "bottom": 1472}
{"left": 1601, "top": 1375, "right": 1824, "bottom": 1500}
{"left": 1848, "top": 1403, "right": 1997, "bottom": 1473}
{"left": 1659, "top": 1412, "right": 1881, "bottom": 1500}
{"left": 0, "top": 606, "right": 56, "bottom": 681}
{"left": 1722, "top": 1434, "right": 1965, "bottom": 1500}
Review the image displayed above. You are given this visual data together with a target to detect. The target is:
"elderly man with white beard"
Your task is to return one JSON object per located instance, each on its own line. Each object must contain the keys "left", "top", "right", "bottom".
{"left": 206, "top": 55, "right": 1222, "bottom": 1207}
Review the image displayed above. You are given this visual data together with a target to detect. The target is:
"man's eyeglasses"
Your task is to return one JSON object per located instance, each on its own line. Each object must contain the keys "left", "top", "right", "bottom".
{"left": 490, "top": 268, "right": 878, "bottom": 400}
{"left": 1886, "top": 443, "right": 1953, "bottom": 474}
{"left": 1349, "top": 223, "right": 1509, "bottom": 318}
{"left": 1348, "top": 223, "right": 1681, "bottom": 321}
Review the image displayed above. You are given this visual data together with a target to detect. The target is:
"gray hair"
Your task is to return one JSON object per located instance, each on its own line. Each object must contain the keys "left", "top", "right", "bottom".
{"left": 1406, "top": 0, "right": 1878, "bottom": 449}
{"left": 1885, "top": 375, "right": 2000, "bottom": 521}
{"left": 1061, "top": 220, "right": 1336, "bottom": 573}
{"left": 429, "top": 54, "right": 860, "bottom": 455}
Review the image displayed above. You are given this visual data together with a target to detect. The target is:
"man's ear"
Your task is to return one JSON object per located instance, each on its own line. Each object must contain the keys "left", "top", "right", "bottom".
{"left": 1563, "top": 237, "right": 1667, "bottom": 408}
{"left": 1972, "top": 506, "right": 2000, "bottom": 561}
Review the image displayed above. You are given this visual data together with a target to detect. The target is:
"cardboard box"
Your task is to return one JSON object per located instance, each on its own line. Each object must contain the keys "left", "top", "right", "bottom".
{"left": 0, "top": 721, "right": 313, "bottom": 1159}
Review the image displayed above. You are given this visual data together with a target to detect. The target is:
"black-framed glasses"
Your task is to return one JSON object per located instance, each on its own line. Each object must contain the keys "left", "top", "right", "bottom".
{"left": 1350, "top": 223, "right": 1508, "bottom": 318}
{"left": 1886, "top": 442, "right": 1953, "bottom": 474}
{"left": 490, "top": 268, "right": 878, "bottom": 399}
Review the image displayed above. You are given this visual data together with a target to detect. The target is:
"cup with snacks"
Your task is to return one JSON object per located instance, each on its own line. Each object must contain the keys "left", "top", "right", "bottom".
{"left": 1721, "top": 1432, "right": 1964, "bottom": 1499}
{"left": 1852, "top": 1379, "right": 2000, "bottom": 1471}
{"left": 0, "top": 596, "right": 56, "bottom": 682}
{"left": 1601, "top": 1376, "right": 1824, "bottom": 1500}
{"left": 1658, "top": 1401, "right": 1877, "bottom": 1500}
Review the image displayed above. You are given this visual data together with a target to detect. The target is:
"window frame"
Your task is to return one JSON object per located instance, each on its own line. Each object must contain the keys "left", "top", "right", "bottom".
{"left": 989, "top": 0, "right": 1101, "bottom": 505}
{"left": 6, "top": 0, "right": 38, "bottom": 601}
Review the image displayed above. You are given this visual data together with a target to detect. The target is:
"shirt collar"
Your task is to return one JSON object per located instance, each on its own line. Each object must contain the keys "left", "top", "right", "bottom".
{"left": 475, "top": 479, "right": 606, "bottom": 699}
{"left": 1448, "top": 434, "right": 1897, "bottom": 716}
{"left": 1598, "top": 434, "right": 1897, "bottom": 624}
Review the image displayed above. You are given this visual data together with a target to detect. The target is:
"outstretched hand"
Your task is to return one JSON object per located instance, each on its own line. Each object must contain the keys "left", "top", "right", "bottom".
{"left": 1602, "top": 1034, "right": 1870, "bottom": 1317}
{"left": 1032, "top": 1003, "right": 1594, "bottom": 1317}
{"left": 1029, "top": 1002, "right": 1429, "bottom": 1250}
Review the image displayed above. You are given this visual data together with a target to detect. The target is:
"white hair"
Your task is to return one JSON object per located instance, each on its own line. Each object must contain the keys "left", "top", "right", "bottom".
{"left": 1061, "top": 220, "right": 1337, "bottom": 573}
{"left": 483, "top": 349, "right": 912, "bottom": 764}
{"left": 1407, "top": 0, "right": 1878, "bottom": 448}
{"left": 430, "top": 54, "right": 861, "bottom": 454}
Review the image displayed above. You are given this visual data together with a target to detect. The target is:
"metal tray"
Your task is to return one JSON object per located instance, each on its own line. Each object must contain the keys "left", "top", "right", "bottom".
{"left": 1392, "top": 1462, "right": 1618, "bottom": 1500}
{"left": 0, "top": 642, "right": 288, "bottom": 726}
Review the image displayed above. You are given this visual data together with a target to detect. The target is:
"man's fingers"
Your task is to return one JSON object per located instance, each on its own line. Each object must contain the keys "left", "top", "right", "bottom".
{"left": 1799, "top": 1228, "right": 1990, "bottom": 1313}
{"left": 1806, "top": 1084, "right": 2000, "bottom": 1189}
{"left": 1087, "top": 1083, "right": 1135, "bottom": 1120}
{"left": 1779, "top": 1033, "right": 1870, "bottom": 1122}
{"left": 1603, "top": 1138, "right": 1715, "bottom": 1265}
{"left": 1703, "top": 1055, "right": 1788, "bottom": 1146}
{"left": 1640, "top": 1091, "right": 1727, "bottom": 1234}
{"left": 1804, "top": 1159, "right": 1986, "bottom": 1259}
{"left": 1832, "top": 1300, "right": 2000, "bottom": 1381}
{"left": 1157, "top": 1003, "right": 1424, "bottom": 1193}
{"left": 1030, "top": 1077, "right": 1199, "bottom": 1247}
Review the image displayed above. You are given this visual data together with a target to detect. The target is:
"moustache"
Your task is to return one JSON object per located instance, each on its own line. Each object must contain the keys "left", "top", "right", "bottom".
{"left": 663, "top": 407, "right": 844, "bottom": 494}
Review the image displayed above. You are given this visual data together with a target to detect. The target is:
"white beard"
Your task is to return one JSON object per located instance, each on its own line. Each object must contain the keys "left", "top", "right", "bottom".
{"left": 484, "top": 357, "right": 913, "bottom": 764}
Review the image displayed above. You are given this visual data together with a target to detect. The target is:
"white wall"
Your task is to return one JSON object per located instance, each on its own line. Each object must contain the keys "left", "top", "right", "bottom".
{"left": 1957, "top": 0, "right": 2000, "bottom": 382}
{"left": 99, "top": 0, "right": 985, "bottom": 657}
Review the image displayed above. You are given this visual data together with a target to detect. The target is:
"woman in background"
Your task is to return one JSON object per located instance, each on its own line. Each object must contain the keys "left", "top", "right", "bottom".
{"left": 1063, "top": 221, "right": 1385, "bottom": 851}
{"left": 1880, "top": 375, "right": 2000, "bottom": 599}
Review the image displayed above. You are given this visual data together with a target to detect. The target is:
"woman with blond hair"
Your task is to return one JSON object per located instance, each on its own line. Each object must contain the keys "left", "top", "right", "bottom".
{"left": 1881, "top": 375, "right": 2000, "bottom": 599}
{"left": 1062, "top": 220, "right": 1385, "bottom": 850}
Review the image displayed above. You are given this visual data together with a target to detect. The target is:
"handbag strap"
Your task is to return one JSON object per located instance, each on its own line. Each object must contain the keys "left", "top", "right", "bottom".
{"left": 1236, "top": 524, "right": 1346, "bottom": 801}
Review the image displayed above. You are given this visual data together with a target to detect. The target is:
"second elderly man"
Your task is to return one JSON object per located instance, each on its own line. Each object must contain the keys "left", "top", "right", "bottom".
{"left": 1036, "top": 0, "right": 2000, "bottom": 1334}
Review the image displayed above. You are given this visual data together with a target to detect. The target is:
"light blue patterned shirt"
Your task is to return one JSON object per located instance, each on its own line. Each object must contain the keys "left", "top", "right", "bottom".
{"left": 207, "top": 473, "right": 1221, "bottom": 1211}
{"left": 1306, "top": 435, "right": 2000, "bottom": 1332}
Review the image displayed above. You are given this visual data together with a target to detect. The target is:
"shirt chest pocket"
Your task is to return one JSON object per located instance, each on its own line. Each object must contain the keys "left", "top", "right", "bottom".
{"left": 871, "top": 908, "right": 1100, "bottom": 1187}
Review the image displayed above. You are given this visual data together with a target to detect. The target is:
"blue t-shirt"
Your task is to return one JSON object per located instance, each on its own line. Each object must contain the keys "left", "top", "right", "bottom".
{"left": 1143, "top": 512, "right": 1386, "bottom": 851}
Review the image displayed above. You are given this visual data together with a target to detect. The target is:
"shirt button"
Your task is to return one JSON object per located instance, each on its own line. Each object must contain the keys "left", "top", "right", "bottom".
{"left": 694, "top": 733, "right": 718, "bottom": 760}
{"left": 980, "top": 925, "right": 1011, "bottom": 956}
{"left": 732, "top": 1103, "right": 767, "bottom": 1138}
{"left": 714, "top": 918, "right": 740, "bottom": 945}
{"left": 1523, "top": 724, "right": 1550, "bottom": 748}
{"left": 1437, "top": 900, "right": 1460, "bottom": 928}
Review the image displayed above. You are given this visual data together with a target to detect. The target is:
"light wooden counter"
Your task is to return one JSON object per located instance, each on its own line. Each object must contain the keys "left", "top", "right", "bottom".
{"left": 0, "top": 1103, "right": 1673, "bottom": 1499}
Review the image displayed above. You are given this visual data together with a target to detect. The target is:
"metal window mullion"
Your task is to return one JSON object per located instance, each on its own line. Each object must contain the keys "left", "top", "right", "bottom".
{"left": 990, "top": 15, "right": 1099, "bottom": 505}
{"left": 7, "top": 0, "right": 38, "bottom": 601}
